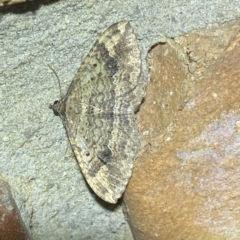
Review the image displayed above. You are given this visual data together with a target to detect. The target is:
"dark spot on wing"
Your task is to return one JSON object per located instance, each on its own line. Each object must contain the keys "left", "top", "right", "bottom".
{"left": 105, "top": 56, "right": 119, "bottom": 76}
{"left": 97, "top": 146, "right": 112, "bottom": 164}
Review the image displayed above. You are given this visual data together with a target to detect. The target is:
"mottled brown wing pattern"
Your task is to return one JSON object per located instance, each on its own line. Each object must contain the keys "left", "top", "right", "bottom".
{"left": 50, "top": 21, "right": 145, "bottom": 203}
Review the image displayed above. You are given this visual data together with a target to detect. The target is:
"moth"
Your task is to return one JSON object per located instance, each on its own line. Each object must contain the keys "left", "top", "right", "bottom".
{"left": 50, "top": 21, "right": 145, "bottom": 203}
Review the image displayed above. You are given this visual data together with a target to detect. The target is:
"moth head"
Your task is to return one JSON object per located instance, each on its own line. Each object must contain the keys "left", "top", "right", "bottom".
{"left": 49, "top": 100, "right": 66, "bottom": 118}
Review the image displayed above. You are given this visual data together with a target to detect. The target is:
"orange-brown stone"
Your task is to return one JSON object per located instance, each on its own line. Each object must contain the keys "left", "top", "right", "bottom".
{"left": 0, "top": 180, "right": 31, "bottom": 240}
{"left": 124, "top": 20, "right": 240, "bottom": 240}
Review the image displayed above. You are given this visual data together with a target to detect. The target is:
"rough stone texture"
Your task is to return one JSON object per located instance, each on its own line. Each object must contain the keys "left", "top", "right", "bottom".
{"left": 124, "top": 20, "right": 240, "bottom": 240}
{"left": 1, "top": 0, "right": 240, "bottom": 239}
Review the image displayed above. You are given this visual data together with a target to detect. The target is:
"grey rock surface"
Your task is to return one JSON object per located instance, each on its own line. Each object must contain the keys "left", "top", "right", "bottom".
{"left": 0, "top": 0, "right": 240, "bottom": 239}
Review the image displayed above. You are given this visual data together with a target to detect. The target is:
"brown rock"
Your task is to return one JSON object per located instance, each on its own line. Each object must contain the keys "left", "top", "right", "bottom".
{"left": 0, "top": 180, "right": 31, "bottom": 240}
{"left": 124, "top": 20, "right": 240, "bottom": 240}
{"left": 0, "top": 0, "right": 26, "bottom": 6}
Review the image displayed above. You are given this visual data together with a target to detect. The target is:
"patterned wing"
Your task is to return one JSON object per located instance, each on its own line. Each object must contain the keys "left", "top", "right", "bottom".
{"left": 64, "top": 21, "right": 145, "bottom": 203}
{"left": 66, "top": 113, "right": 141, "bottom": 203}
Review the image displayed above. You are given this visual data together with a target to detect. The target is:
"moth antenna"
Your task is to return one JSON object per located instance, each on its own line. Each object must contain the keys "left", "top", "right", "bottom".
{"left": 48, "top": 65, "right": 63, "bottom": 99}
